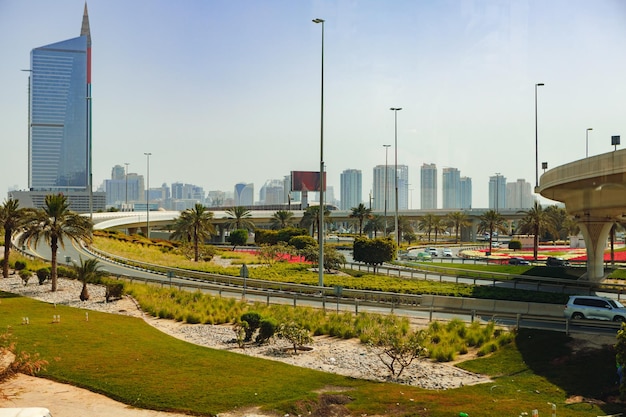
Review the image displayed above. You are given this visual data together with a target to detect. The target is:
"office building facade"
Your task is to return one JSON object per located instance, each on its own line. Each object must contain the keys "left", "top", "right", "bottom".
{"left": 442, "top": 167, "right": 461, "bottom": 209}
{"left": 506, "top": 179, "right": 533, "bottom": 209}
{"left": 420, "top": 163, "right": 437, "bottom": 210}
{"left": 459, "top": 176, "right": 472, "bottom": 209}
{"left": 489, "top": 174, "right": 507, "bottom": 211}
{"left": 340, "top": 169, "right": 362, "bottom": 210}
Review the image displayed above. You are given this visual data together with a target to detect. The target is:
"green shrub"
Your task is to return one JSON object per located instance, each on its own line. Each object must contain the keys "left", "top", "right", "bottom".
{"left": 241, "top": 311, "right": 262, "bottom": 341}
{"left": 508, "top": 240, "right": 522, "bottom": 250}
{"left": 477, "top": 341, "right": 498, "bottom": 356}
{"left": 277, "top": 227, "right": 308, "bottom": 243}
{"left": 105, "top": 282, "right": 125, "bottom": 302}
{"left": 430, "top": 344, "right": 456, "bottom": 362}
{"left": 14, "top": 260, "right": 27, "bottom": 271}
{"left": 18, "top": 269, "right": 31, "bottom": 285}
{"left": 36, "top": 267, "right": 51, "bottom": 285}
{"left": 57, "top": 265, "right": 77, "bottom": 279}
{"left": 256, "top": 317, "right": 278, "bottom": 344}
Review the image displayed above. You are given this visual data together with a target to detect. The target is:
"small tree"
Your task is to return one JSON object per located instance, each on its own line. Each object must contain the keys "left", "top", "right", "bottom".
{"left": 240, "top": 312, "right": 262, "bottom": 342}
{"left": 277, "top": 322, "right": 313, "bottom": 354}
{"left": 353, "top": 236, "right": 396, "bottom": 273}
{"left": 228, "top": 229, "right": 248, "bottom": 249}
{"left": 508, "top": 240, "right": 522, "bottom": 251}
{"left": 288, "top": 235, "right": 317, "bottom": 250}
{"left": 615, "top": 322, "right": 626, "bottom": 399}
{"left": 368, "top": 326, "right": 429, "bottom": 380}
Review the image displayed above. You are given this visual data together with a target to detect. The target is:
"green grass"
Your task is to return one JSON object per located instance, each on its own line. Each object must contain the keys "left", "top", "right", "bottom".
{"left": 1, "top": 291, "right": 624, "bottom": 416}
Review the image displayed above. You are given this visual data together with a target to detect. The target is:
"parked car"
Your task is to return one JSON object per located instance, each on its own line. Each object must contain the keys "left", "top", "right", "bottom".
{"left": 564, "top": 295, "right": 626, "bottom": 322}
{"left": 508, "top": 257, "right": 529, "bottom": 265}
{"left": 442, "top": 248, "right": 453, "bottom": 257}
{"left": 405, "top": 250, "right": 431, "bottom": 261}
{"left": 546, "top": 256, "right": 569, "bottom": 267}
{"left": 427, "top": 247, "right": 438, "bottom": 257}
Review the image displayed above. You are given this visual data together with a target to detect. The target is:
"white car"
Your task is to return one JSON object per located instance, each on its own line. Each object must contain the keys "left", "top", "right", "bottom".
{"left": 442, "top": 248, "right": 453, "bottom": 257}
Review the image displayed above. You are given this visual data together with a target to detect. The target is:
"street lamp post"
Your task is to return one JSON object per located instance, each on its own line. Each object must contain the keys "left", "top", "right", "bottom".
{"left": 312, "top": 18, "right": 325, "bottom": 288}
{"left": 390, "top": 107, "right": 402, "bottom": 247}
{"left": 383, "top": 144, "right": 391, "bottom": 236}
{"left": 144, "top": 152, "right": 151, "bottom": 239}
{"left": 534, "top": 83, "right": 544, "bottom": 189}
{"left": 124, "top": 162, "right": 129, "bottom": 210}
{"left": 586, "top": 128, "right": 593, "bottom": 158}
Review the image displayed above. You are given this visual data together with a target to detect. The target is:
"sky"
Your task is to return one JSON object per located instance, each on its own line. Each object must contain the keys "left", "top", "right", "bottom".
{"left": 1, "top": 0, "right": 625, "bottom": 209}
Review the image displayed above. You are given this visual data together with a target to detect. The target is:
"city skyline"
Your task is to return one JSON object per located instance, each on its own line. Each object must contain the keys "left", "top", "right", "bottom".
{"left": 1, "top": 1, "right": 625, "bottom": 208}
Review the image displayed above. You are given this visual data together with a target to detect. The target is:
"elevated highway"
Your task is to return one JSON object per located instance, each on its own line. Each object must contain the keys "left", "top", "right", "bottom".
{"left": 538, "top": 148, "right": 626, "bottom": 281}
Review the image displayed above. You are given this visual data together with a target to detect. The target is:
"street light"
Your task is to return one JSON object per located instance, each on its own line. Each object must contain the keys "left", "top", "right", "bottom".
{"left": 534, "top": 83, "right": 544, "bottom": 189}
{"left": 144, "top": 152, "right": 151, "bottom": 239}
{"left": 586, "top": 128, "right": 593, "bottom": 158}
{"left": 124, "top": 162, "right": 129, "bottom": 210}
{"left": 383, "top": 144, "right": 391, "bottom": 236}
{"left": 390, "top": 107, "right": 402, "bottom": 247}
{"left": 312, "top": 18, "right": 325, "bottom": 288}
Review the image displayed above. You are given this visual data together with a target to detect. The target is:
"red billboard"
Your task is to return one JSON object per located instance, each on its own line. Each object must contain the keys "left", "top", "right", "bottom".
{"left": 291, "top": 171, "right": 326, "bottom": 192}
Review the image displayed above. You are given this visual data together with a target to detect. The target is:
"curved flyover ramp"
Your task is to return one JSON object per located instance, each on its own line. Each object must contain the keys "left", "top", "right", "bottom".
{"left": 538, "top": 148, "right": 626, "bottom": 281}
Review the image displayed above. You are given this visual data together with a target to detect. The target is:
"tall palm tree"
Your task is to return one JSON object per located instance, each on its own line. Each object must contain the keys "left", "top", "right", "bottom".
{"left": 418, "top": 214, "right": 436, "bottom": 242}
{"left": 478, "top": 209, "right": 508, "bottom": 254}
{"left": 300, "top": 205, "right": 330, "bottom": 238}
{"left": 225, "top": 206, "right": 255, "bottom": 231}
{"left": 364, "top": 214, "right": 385, "bottom": 237}
{"left": 270, "top": 210, "right": 294, "bottom": 230}
{"left": 19, "top": 194, "right": 93, "bottom": 292}
{"left": 446, "top": 211, "right": 470, "bottom": 244}
{"left": 171, "top": 204, "right": 216, "bottom": 262}
{"left": 0, "top": 199, "right": 30, "bottom": 278}
{"left": 349, "top": 203, "right": 371, "bottom": 235}
{"left": 517, "top": 202, "right": 557, "bottom": 261}
{"left": 431, "top": 216, "right": 447, "bottom": 243}
{"left": 75, "top": 257, "right": 105, "bottom": 301}
{"left": 397, "top": 216, "right": 414, "bottom": 241}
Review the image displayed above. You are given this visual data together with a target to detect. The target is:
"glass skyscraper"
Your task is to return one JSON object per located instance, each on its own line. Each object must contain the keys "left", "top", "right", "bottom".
{"left": 420, "top": 163, "right": 437, "bottom": 210}
{"left": 29, "top": 6, "right": 91, "bottom": 191}
{"left": 340, "top": 169, "right": 362, "bottom": 210}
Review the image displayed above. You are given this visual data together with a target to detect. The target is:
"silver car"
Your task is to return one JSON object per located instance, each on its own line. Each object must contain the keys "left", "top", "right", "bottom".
{"left": 564, "top": 295, "right": 626, "bottom": 322}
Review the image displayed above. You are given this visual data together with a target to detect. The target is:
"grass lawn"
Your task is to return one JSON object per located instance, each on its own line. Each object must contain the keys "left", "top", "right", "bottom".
{"left": 1, "top": 291, "right": 624, "bottom": 417}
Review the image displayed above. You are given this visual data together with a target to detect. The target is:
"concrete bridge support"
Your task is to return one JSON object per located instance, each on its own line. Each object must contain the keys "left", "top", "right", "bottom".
{"left": 577, "top": 218, "right": 613, "bottom": 281}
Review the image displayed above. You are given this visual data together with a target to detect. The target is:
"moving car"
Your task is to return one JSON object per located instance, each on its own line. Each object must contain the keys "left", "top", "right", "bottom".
{"left": 405, "top": 250, "right": 431, "bottom": 261}
{"left": 546, "top": 256, "right": 569, "bottom": 267}
{"left": 564, "top": 295, "right": 626, "bottom": 322}
{"left": 442, "top": 248, "right": 453, "bottom": 257}
{"left": 427, "top": 247, "right": 438, "bottom": 257}
{"left": 508, "top": 257, "right": 529, "bottom": 265}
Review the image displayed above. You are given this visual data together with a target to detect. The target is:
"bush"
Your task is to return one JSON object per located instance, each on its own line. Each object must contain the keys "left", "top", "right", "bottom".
{"left": 240, "top": 311, "right": 262, "bottom": 342}
{"left": 254, "top": 229, "right": 279, "bottom": 245}
{"left": 508, "top": 240, "right": 522, "bottom": 250}
{"left": 105, "top": 282, "right": 125, "bottom": 302}
{"left": 57, "top": 265, "right": 77, "bottom": 279}
{"left": 289, "top": 235, "right": 317, "bottom": 250}
{"left": 256, "top": 317, "right": 278, "bottom": 344}
{"left": 14, "top": 260, "right": 27, "bottom": 271}
{"left": 36, "top": 267, "right": 51, "bottom": 285}
{"left": 228, "top": 229, "right": 248, "bottom": 248}
{"left": 19, "top": 269, "right": 31, "bottom": 285}
{"left": 277, "top": 227, "right": 308, "bottom": 244}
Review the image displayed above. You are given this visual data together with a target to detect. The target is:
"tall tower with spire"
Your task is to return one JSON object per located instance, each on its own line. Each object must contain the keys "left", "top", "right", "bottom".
{"left": 10, "top": 3, "right": 105, "bottom": 212}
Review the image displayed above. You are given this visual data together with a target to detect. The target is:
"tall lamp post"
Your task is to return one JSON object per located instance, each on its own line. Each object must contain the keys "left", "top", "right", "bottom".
{"left": 534, "top": 83, "right": 544, "bottom": 189}
{"left": 124, "top": 162, "right": 129, "bottom": 210}
{"left": 390, "top": 107, "right": 402, "bottom": 247}
{"left": 312, "top": 18, "right": 325, "bottom": 288}
{"left": 586, "top": 128, "right": 593, "bottom": 158}
{"left": 383, "top": 144, "right": 391, "bottom": 236}
{"left": 144, "top": 152, "right": 151, "bottom": 239}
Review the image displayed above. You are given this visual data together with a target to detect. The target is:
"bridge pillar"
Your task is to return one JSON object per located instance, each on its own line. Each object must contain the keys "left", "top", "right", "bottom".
{"left": 128, "top": 227, "right": 138, "bottom": 235}
{"left": 140, "top": 227, "right": 148, "bottom": 237}
{"left": 577, "top": 218, "right": 613, "bottom": 281}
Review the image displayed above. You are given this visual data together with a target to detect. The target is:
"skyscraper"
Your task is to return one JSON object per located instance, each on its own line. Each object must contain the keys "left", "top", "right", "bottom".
{"left": 506, "top": 179, "right": 533, "bottom": 209}
{"left": 489, "top": 174, "right": 507, "bottom": 210}
{"left": 340, "top": 169, "right": 362, "bottom": 210}
{"left": 234, "top": 182, "right": 254, "bottom": 206}
{"left": 420, "top": 163, "right": 437, "bottom": 210}
{"left": 459, "top": 176, "right": 472, "bottom": 209}
{"left": 442, "top": 167, "right": 461, "bottom": 209}
{"left": 372, "top": 165, "right": 394, "bottom": 212}
{"left": 11, "top": 4, "right": 104, "bottom": 212}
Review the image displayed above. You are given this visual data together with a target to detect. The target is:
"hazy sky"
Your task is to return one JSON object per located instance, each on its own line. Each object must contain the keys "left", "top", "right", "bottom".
{"left": 1, "top": 0, "right": 625, "bottom": 208}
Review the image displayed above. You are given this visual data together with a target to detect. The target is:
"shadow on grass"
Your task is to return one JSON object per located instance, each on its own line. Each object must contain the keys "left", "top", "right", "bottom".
{"left": 516, "top": 329, "right": 621, "bottom": 406}
{"left": 519, "top": 266, "right": 587, "bottom": 280}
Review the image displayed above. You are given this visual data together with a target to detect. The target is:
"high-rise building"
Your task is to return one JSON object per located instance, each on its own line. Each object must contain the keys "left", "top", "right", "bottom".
{"left": 340, "top": 169, "right": 362, "bottom": 210}
{"left": 234, "top": 182, "right": 254, "bottom": 206}
{"left": 260, "top": 179, "right": 284, "bottom": 205}
{"left": 372, "top": 164, "right": 394, "bottom": 212}
{"left": 442, "top": 167, "right": 461, "bottom": 209}
{"left": 396, "top": 165, "right": 409, "bottom": 210}
{"left": 506, "top": 179, "right": 533, "bottom": 209}
{"left": 459, "top": 176, "right": 472, "bottom": 209}
{"left": 10, "top": 5, "right": 105, "bottom": 212}
{"left": 420, "top": 163, "right": 437, "bottom": 210}
{"left": 489, "top": 174, "right": 507, "bottom": 210}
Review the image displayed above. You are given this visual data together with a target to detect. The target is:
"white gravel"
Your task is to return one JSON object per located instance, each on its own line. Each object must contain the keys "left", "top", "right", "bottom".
{"left": 0, "top": 273, "right": 491, "bottom": 390}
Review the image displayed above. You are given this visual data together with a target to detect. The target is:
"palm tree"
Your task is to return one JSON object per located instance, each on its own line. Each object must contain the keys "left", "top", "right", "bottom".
{"left": 477, "top": 209, "right": 508, "bottom": 254}
{"left": 418, "top": 214, "right": 436, "bottom": 242}
{"left": 225, "top": 206, "right": 255, "bottom": 231}
{"left": 349, "top": 203, "right": 372, "bottom": 235}
{"left": 270, "top": 210, "right": 294, "bottom": 230}
{"left": 397, "top": 216, "right": 414, "bottom": 242}
{"left": 75, "top": 257, "right": 105, "bottom": 301}
{"left": 171, "top": 203, "right": 216, "bottom": 262}
{"left": 300, "top": 205, "right": 330, "bottom": 238}
{"left": 364, "top": 215, "right": 385, "bottom": 237}
{"left": 19, "top": 194, "right": 93, "bottom": 292}
{"left": 0, "top": 199, "right": 30, "bottom": 278}
{"left": 446, "top": 211, "right": 470, "bottom": 244}
{"left": 517, "top": 202, "right": 557, "bottom": 261}
{"left": 431, "top": 216, "right": 447, "bottom": 243}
